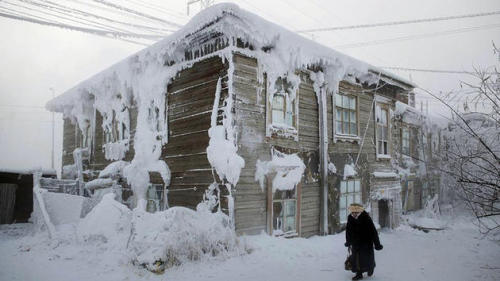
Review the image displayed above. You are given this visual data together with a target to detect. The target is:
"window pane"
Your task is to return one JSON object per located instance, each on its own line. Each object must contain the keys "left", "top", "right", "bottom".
{"left": 348, "top": 180, "right": 355, "bottom": 192}
{"left": 343, "top": 122, "right": 349, "bottom": 134}
{"left": 347, "top": 196, "right": 353, "bottom": 207}
{"left": 381, "top": 109, "right": 387, "bottom": 124}
{"left": 273, "top": 201, "right": 284, "bottom": 231}
{"left": 286, "top": 200, "right": 296, "bottom": 216}
{"left": 350, "top": 111, "right": 356, "bottom": 123}
{"left": 343, "top": 110, "right": 349, "bottom": 122}
{"left": 355, "top": 194, "right": 361, "bottom": 204}
{"left": 273, "top": 94, "right": 284, "bottom": 109}
{"left": 272, "top": 110, "right": 284, "bottom": 124}
{"left": 349, "top": 97, "right": 356, "bottom": 110}
{"left": 340, "top": 181, "right": 347, "bottom": 193}
{"left": 336, "top": 121, "right": 343, "bottom": 133}
{"left": 340, "top": 196, "right": 346, "bottom": 208}
{"left": 383, "top": 142, "right": 388, "bottom": 154}
{"left": 354, "top": 180, "right": 361, "bottom": 192}
{"left": 350, "top": 123, "right": 357, "bottom": 135}
{"left": 336, "top": 109, "right": 342, "bottom": 121}
{"left": 343, "top": 96, "right": 349, "bottom": 108}
{"left": 340, "top": 208, "right": 347, "bottom": 222}
{"left": 286, "top": 111, "right": 293, "bottom": 126}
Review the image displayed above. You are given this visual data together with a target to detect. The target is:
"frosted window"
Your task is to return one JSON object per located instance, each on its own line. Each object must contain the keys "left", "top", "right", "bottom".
{"left": 339, "top": 179, "right": 362, "bottom": 223}
{"left": 334, "top": 93, "right": 358, "bottom": 136}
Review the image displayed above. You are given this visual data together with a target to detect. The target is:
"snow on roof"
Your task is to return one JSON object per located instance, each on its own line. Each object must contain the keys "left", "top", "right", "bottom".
{"left": 0, "top": 168, "right": 57, "bottom": 175}
{"left": 46, "top": 3, "right": 414, "bottom": 113}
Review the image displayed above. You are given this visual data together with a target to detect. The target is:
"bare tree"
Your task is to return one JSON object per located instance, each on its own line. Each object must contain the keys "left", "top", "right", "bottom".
{"left": 440, "top": 43, "right": 500, "bottom": 235}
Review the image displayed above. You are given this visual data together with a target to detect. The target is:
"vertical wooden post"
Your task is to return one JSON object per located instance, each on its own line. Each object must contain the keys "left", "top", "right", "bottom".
{"left": 318, "top": 86, "right": 329, "bottom": 235}
{"left": 266, "top": 174, "right": 273, "bottom": 235}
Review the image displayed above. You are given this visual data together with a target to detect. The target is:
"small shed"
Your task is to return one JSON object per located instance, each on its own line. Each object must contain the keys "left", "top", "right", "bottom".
{"left": 0, "top": 168, "right": 56, "bottom": 224}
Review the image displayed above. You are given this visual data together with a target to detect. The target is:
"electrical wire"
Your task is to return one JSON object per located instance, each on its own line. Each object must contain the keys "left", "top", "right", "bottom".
{"left": 297, "top": 10, "right": 500, "bottom": 33}
{"left": 334, "top": 23, "right": 500, "bottom": 49}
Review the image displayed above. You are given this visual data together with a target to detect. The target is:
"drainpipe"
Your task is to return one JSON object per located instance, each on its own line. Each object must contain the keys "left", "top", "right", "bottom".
{"left": 318, "top": 85, "right": 329, "bottom": 235}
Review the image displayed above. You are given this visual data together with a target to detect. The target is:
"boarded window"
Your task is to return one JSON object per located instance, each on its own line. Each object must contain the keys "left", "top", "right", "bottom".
{"left": 339, "top": 179, "right": 361, "bottom": 223}
{"left": 335, "top": 93, "right": 358, "bottom": 136}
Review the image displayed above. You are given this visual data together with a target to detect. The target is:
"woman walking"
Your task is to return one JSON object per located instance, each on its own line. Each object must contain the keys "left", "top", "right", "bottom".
{"left": 344, "top": 203, "right": 383, "bottom": 280}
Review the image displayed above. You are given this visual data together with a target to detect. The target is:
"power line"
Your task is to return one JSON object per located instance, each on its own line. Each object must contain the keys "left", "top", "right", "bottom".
{"left": 380, "top": 67, "right": 489, "bottom": 75}
{"left": 334, "top": 23, "right": 500, "bottom": 49}
{"left": 297, "top": 10, "right": 500, "bottom": 33}
{"left": 93, "top": 0, "right": 181, "bottom": 28}
{"left": 0, "top": 11, "right": 160, "bottom": 44}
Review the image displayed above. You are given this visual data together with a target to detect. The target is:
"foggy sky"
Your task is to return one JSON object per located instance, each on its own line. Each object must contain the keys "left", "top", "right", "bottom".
{"left": 1, "top": 0, "right": 499, "bottom": 174}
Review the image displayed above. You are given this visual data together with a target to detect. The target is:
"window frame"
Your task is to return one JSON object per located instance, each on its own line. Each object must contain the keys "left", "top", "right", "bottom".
{"left": 266, "top": 173, "right": 302, "bottom": 237}
{"left": 339, "top": 178, "right": 362, "bottom": 224}
{"left": 266, "top": 78, "right": 299, "bottom": 140}
{"left": 375, "top": 102, "right": 391, "bottom": 158}
{"left": 333, "top": 92, "right": 359, "bottom": 140}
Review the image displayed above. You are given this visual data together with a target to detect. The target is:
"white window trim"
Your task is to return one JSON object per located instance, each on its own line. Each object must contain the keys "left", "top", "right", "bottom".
{"left": 375, "top": 100, "right": 392, "bottom": 159}
{"left": 265, "top": 80, "right": 299, "bottom": 141}
{"left": 339, "top": 178, "right": 362, "bottom": 224}
{"left": 333, "top": 92, "right": 360, "bottom": 142}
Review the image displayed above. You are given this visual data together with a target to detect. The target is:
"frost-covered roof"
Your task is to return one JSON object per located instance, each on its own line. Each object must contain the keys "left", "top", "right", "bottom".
{"left": 46, "top": 3, "right": 415, "bottom": 113}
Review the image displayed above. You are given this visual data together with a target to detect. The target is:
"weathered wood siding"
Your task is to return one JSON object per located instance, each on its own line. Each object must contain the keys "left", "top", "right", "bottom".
{"left": 327, "top": 82, "right": 377, "bottom": 232}
{"left": 163, "top": 56, "right": 228, "bottom": 209}
{"left": 233, "top": 53, "right": 321, "bottom": 237}
{"left": 61, "top": 118, "right": 78, "bottom": 169}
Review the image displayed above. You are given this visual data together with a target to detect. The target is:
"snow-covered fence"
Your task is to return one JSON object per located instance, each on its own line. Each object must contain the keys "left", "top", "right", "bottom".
{"left": 39, "top": 177, "right": 80, "bottom": 195}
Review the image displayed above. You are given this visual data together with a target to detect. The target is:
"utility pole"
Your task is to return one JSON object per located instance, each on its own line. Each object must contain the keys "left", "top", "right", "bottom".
{"left": 187, "top": 0, "right": 214, "bottom": 16}
{"left": 49, "top": 88, "right": 55, "bottom": 170}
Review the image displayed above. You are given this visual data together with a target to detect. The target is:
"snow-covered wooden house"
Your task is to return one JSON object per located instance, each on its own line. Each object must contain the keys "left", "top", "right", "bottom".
{"left": 47, "top": 3, "right": 430, "bottom": 236}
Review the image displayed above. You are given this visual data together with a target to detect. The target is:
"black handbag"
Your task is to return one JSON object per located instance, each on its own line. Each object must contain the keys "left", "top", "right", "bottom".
{"left": 344, "top": 246, "right": 352, "bottom": 271}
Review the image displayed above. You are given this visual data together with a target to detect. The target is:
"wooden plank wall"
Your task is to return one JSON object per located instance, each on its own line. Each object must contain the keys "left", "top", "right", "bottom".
{"left": 163, "top": 56, "right": 228, "bottom": 209}
{"left": 62, "top": 118, "right": 78, "bottom": 168}
{"left": 232, "top": 53, "right": 321, "bottom": 237}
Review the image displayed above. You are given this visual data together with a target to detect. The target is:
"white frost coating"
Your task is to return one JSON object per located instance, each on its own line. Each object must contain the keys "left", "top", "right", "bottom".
{"left": 343, "top": 164, "right": 357, "bottom": 180}
{"left": 372, "top": 171, "right": 399, "bottom": 178}
{"left": 46, "top": 3, "right": 414, "bottom": 209}
{"left": 84, "top": 178, "right": 114, "bottom": 191}
{"left": 254, "top": 150, "right": 305, "bottom": 192}
{"left": 78, "top": 193, "right": 132, "bottom": 246}
{"left": 42, "top": 192, "right": 86, "bottom": 225}
{"left": 103, "top": 139, "right": 129, "bottom": 161}
{"left": 327, "top": 162, "right": 337, "bottom": 174}
{"left": 206, "top": 77, "right": 245, "bottom": 186}
{"left": 98, "top": 160, "right": 129, "bottom": 178}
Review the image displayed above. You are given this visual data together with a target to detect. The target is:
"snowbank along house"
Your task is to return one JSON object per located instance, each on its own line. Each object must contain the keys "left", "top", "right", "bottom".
{"left": 46, "top": 4, "right": 439, "bottom": 237}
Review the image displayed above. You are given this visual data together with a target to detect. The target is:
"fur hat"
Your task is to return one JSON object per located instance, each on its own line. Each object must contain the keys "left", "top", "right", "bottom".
{"left": 348, "top": 203, "right": 364, "bottom": 213}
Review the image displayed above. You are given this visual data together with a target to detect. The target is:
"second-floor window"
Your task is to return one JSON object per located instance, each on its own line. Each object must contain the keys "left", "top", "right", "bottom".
{"left": 335, "top": 93, "right": 358, "bottom": 136}
{"left": 401, "top": 127, "right": 410, "bottom": 155}
{"left": 376, "top": 104, "right": 390, "bottom": 156}
{"left": 271, "top": 93, "right": 295, "bottom": 127}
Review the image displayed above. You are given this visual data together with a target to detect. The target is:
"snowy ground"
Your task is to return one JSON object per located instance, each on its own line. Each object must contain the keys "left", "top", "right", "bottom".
{"left": 1, "top": 215, "right": 499, "bottom": 281}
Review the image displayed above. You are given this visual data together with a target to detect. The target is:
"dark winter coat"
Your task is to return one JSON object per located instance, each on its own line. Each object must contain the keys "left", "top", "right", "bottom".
{"left": 345, "top": 211, "right": 382, "bottom": 273}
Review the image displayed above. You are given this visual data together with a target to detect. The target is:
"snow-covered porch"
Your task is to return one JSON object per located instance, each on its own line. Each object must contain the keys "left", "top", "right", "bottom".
{"left": 370, "top": 174, "right": 403, "bottom": 229}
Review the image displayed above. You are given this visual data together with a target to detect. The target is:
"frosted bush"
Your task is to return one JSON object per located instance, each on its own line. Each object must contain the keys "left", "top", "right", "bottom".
{"left": 128, "top": 204, "right": 241, "bottom": 272}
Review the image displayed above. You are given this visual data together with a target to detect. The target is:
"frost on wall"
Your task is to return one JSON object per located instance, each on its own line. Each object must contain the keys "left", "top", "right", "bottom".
{"left": 255, "top": 149, "right": 305, "bottom": 192}
{"left": 343, "top": 164, "right": 357, "bottom": 180}
{"left": 47, "top": 3, "right": 414, "bottom": 211}
{"left": 205, "top": 75, "right": 245, "bottom": 224}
